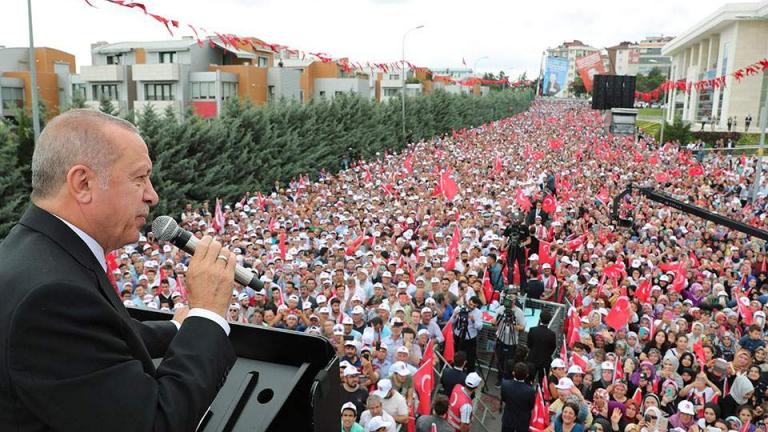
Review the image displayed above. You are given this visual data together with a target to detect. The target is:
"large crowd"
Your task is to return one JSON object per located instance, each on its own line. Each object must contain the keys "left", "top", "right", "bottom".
{"left": 111, "top": 99, "right": 768, "bottom": 432}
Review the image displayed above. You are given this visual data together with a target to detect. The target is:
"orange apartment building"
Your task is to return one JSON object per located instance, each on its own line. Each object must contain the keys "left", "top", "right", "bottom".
{"left": 0, "top": 47, "right": 76, "bottom": 119}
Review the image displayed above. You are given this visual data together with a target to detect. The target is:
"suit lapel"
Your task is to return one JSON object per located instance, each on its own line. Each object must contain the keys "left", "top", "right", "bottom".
{"left": 19, "top": 205, "right": 129, "bottom": 317}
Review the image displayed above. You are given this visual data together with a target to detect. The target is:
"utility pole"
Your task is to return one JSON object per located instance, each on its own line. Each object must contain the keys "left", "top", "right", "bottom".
{"left": 401, "top": 25, "right": 424, "bottom": 145}
{"left": 27, "top": 0, "right": 41, "bottom": 142}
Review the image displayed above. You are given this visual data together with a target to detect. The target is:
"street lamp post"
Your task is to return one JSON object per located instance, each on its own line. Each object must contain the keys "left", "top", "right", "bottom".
{"left": 401, "top": 25, "right": 424, "bottom": 144}
{"left": 27, "top": 0, "right": 41, "bottom": 142}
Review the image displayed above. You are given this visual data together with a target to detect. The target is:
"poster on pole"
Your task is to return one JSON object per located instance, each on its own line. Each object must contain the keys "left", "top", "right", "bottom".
{"left": 542, "top": 56, "right": 569, "bottom": 97}
{"left": 575, "top": 52, "right": 605, "bottom": 93}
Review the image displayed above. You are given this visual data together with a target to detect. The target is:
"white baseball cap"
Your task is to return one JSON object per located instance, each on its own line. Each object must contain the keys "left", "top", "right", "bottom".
{"left": 373, "top": 379, "right": 392, "bottom": 398}
{"left": 343, "top": 366, "right": 360, "bottom": 377}
{"left": 342, "top": 316, "right": 353, "bottom": 325}
{"left": 341, "top": 401, "right": 358, "bottom": 414}
{"left": 567, "top": 365, "right": 584, "bottom": 375}
{"left": 367, "top": 416, "right": 392, "bottom": 431}
{"left": 555, "top": 377, "right": 574, "bottom": 390}
{"left": 551, "top": 358, "right": 566, "bottom": 369}
{"left": 601, "top": 361, "right": 615, "bottom": 371}
{"left": 465, "top": 372, "right": 482, "bottom": 388}
{"left": 678, "top": 400, "right": 695, "bottom": 415}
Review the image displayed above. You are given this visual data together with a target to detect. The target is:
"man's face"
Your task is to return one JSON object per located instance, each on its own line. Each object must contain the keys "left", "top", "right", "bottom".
{"left": 345, "top": 374, "right": 359, "bottom": 388}
{"left": 368, "top": 401, "right": 383, "bottom": 417}
{"left": 344, "top": 345, "right": 356, "bottom": 357}
{"left": 89, "top": 127, "right": 158, "bottom": 251}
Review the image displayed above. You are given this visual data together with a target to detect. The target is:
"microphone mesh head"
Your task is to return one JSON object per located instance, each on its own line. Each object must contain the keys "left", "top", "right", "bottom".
{"left": 152, "top": 216, "right": 179, "bottom": 241}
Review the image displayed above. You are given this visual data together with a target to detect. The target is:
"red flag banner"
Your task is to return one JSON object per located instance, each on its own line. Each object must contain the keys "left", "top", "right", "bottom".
{"left": 440, "top": 171, "right": 459, "bottom": 201}
{"left": 636, "top": 279, "right": 651, "bottom": 303}
{"left": 443, "top": 226, "right": 461, "bottom": 271}
{"left": 605, "top": 296, "right": 631, "bottom": 330}
{"left": 542, "top": 195, "right": 557, "bottom": 214}
{"left": 575, "top": 52, "right": 606, "bottom": 92}
{"left": 516, "top": 189, "right": 533, "bottom": 212}
{"left": 441, "top": 321, "right": 454, "bottom": 364}
{"left": 414, "top": 340, "right": 434, "bottom": 415}
{"left": 529, "top": 387, "right": 550, "bottom": 432}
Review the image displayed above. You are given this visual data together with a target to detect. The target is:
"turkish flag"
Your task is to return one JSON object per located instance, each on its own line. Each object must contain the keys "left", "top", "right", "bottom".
{"left": 345, "top": 235, "right": 368, "bottom": 256}
{"left": 693, "top": 340, "right": 706, "bottom": 372}
{"left": 605, "top": 296, "right": 631, "bottom": 330}
{"left": 440, "top": 172, "right": 459, "bottom": 201}
{"left": 688, "top": 164, "right": 705, "bottom": 176}
{"left": 670, "top": 269, "right": 686, "bottom": 292}
{"left": 567, "top": 308, "right": 580, "bottom": 347}
{"left": 631, "top": 388, "right": 643, "bottom": 406}
{"left": 482, "top": 269, "right": 494, "bottom": 305}
{"left": 596, "top": 187, "right": 609, "bottom": 205}
{"left": 441, "top": 321, "right": 454, "bottom": 364}
{"left": 516, "top": 189, "right": 532, "bottom": 212}
{"left": 560, "top": 340, "right": 568, "bottom": 364}
{"left": 613, "top": 357, "right": 624, "bottom": 383}
{"left": 539, "top": 241, "right": 555, "bottom": 267}
{"left": 567, "top": 234, "right": 587, "bottom": 251}
{"left": 636, "top": 279, "right": 651, "bottom": 303}
{"left": 529, "top": 387, "right": 550, "bottom": 432}
{"left": 542, "top": 195, "right": 557, "bottom": 214}
{"left": 278, "top": 232, "right": 287, "bottom": 260}
{"left": 548, "top": 138, "right": 563, "bottom": 150}
{"left": 541, "top": 373, "right": 551, "bottom": 401}
{"left": 738, "top": 296, "right": 754, "bottom": 325}
{"left": 654, "top": 172, "right": 669, "bottom": 183}
{"left": 689, "top": 252, "right": 700, "bottom": 268}
{"left": 404, "top": 155, "right": 414, "bottom": 176}
{"left": 415, "top": 340, "right": 434, "bottom": 415}
{"left": 762, "top": 257, "right": 767, "bottom": 273}
{"left": 443, "top": 226, "right": 461, "bottom": 271}
{"left": 571, "top": 352, "right": 588, "bottom": 370}
{"left": 494, "top": 157, "right": 503, "bottom": 175}
{"left": 648, "top": 155, "right": 659, "bottom": 165}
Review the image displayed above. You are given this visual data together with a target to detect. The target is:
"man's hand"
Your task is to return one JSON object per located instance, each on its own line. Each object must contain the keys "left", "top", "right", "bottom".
{"left": 172, "top": 305, "right": 189, "bottom": 325}
{"left": 185, "top": 236, "right": 236, "bottom": 319}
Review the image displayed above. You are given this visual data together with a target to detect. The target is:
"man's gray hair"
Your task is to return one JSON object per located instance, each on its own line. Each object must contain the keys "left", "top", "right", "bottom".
{"left": 31, "top": 109, "right": 139, "bottom": 199}
{"left": 366, "top": 394, "right": 382, "bottom": 406}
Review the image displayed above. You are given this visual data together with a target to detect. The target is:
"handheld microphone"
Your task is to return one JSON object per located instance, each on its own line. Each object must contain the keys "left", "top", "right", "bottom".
{"left": 152, "top": 215, "right": 264, "bottom": 291}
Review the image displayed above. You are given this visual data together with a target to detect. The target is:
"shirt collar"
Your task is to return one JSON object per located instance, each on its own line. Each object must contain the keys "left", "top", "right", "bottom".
{"left": 54, "top": 215, "right": 107, "bottom": 272}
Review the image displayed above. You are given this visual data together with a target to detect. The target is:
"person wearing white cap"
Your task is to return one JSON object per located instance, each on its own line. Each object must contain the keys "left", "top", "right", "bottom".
{"left": 366, "top": 415, "right": 393, "bottom": 432}
{"left": 374, "top": 379, "right": 409, "bottom": 426}
{"left": 340, "top": 366, "right": 369, "bottom": 423}
{"left": 668, "top": 400, "right": 697, "bottom": 431}
{"left": 447, "top": 372, "right": 482, "bottom": 431}
{"left": 340, "top": 401, "right": 365, "bottom": 432}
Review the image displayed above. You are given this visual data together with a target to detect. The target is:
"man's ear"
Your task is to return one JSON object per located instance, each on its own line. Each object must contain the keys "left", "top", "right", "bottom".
{"left": 66, "top": 164, "right": 96, "bottom": 204}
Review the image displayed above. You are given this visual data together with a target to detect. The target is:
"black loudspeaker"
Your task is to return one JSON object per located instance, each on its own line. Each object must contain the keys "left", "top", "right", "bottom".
{"left": 591, "top": 75, "right": 636, "bottom": 110}
{"left": 128, "top": 307, "right": 340, "bottom": 432}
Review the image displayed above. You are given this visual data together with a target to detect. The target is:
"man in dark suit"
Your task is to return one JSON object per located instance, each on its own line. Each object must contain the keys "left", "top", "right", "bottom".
{"left": 440, "top": 351, "right": 467, "bottom": 396}
{"left": 526, "top": 268, "right": 545, "bottom": 299}
{"left": 0, "top": 110, "right": 237, "bottom": 431}
{"left": 501, "top": 362, "right": 536, "bottom": 432}
{"left": 526, "top": 309, "right": 557, "bottom": 382}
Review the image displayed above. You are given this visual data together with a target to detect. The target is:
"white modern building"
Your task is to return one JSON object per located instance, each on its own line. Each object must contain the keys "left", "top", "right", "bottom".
{"left": 662, "top": 1, "right": 768, "bottom": 129}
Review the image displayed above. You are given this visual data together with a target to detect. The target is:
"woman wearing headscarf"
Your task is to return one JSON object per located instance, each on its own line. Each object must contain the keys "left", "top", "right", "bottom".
{"left": 626, "top": 332, "right": 643, "bottom": 357}
{"left": 639, "top": 406, "right": 667, "bottom": 432}
{"left": 746, "top": 365, "right": 767, "bottom": 405}
{"left": 677, "top": 353, "right": 696, "bottom": 374}
{"left": 720, "top": 374, "right": 755, "bottom": 419}
{"left": 696, "top": 403, "right": 722, "bottom": 430}
{"left": 718, "top": 332, "right": 737, "bottom": 362}
{"left": 630, "top": 361, "right": 656, "bottom": 387}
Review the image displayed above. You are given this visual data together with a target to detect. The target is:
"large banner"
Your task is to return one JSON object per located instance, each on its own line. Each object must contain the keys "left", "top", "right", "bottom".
{"left": 542, "top": 56, "right": 568, "bottom": 97}
{"left": 575, "top": 52, "right": 605, "bottom": 93}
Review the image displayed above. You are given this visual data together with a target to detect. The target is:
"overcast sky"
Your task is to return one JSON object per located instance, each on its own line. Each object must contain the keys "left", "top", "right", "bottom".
{"left": 2, "top": 0, "right": 730, "bottom": 77}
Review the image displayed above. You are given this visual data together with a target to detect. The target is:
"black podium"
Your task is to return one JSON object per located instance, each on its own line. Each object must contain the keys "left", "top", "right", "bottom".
{"left": 128, "top": 308, "right": 340, "bottom": 431}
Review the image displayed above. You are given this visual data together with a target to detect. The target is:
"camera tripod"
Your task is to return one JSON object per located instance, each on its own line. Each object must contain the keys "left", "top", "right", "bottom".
{"left": 480, "top": 293, "right": 527, "bottom": 394}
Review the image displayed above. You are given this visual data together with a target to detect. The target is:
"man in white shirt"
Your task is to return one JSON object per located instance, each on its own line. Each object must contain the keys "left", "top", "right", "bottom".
{"left": 373, "top": 379, "right": 409, "bottom": 426}
{"left": 359, "top": 394, "right": 397, "bottom": 432}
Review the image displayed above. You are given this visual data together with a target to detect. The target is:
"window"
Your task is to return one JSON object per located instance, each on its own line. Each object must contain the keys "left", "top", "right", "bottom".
{"left": 191, "top": 82, "right": 216, "bottom": 100}
{"left": 319, "top": 91, "right": 326, "bottom": 98}
{"left": 1, "top": 87, "right": 24, "bottom": 110}
{"left": 383, "top": 88, "right": 400, "bottom": 97}
{"left": 145, "top": 83, "right": 174, "bottom": 101}
{"left": 106, "top": 55, "right": 122, "bottom": 65}
{"left": 268, "top": 85, "right": 275, "bottom": 102}
{"left": 335, "top": 91, "right": 343, "bottom": 97}
{"left": 93, "top": 84, "right": 119, "bottom": 100}
{"left": 223, "top": 82, "right": 238, "bottom": 100}
{"left": 389, "top": 74, "right": 400, "bottom": 81}
{"left": 257, "top": 56, "right": 269, "bottom": 68}
{"left": 159, "top": 51, "right": 176, "bottom": 64}
{"left": 71, "top": 84, "right": 86, "bottom": 100}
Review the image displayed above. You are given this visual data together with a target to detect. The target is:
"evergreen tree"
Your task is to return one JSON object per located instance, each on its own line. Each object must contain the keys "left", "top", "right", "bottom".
{"left": 99, "top": 97, "right": 119, "bottom": 116}
{"left": 0, "top": 122, "right": 30, "bottom": 237}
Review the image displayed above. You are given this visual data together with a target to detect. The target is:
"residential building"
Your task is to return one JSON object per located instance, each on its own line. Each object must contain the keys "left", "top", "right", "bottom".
{"left": 429, "top": 67, "right": 474, "bottom": 80}
{"left": 0, "top": 47, "right": 76, "bottom": 119}
{"left": 607, "top": 42, "right": 640, "bottom": 76}
{"left": 661, "top": 0, "right": 768, "bottom": 129}
{"left": 277, "top": 56, "right": 369, "bottom": 102}
{"left": 637, "top": 36, "right": 674, "bottom": 76}
{"left": 73, "top": 37, "right": 301, "bottom": 118}
{"left": 545, "top": 40, "right": 608, "bottom": 96}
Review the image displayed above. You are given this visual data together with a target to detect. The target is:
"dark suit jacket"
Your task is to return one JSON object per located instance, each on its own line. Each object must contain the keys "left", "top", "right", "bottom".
{"left": 500, "top": 378, "right": 535, "bottom": 431}
{"left": 440, "top": 366, "right": 467, "bottom": 396}
{"left": 526, "top": 324, "right": 556, "bottom": 372}
{"left": 0, "top": 205, "right": 236, "bottom": 431}
{"left": 526, "top": 279, "right": 545, "bottom": 299}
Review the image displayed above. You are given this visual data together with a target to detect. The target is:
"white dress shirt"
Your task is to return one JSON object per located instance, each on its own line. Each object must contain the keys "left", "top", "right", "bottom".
{"left": 55, "top": 215, "right": 230, "bottom": 335}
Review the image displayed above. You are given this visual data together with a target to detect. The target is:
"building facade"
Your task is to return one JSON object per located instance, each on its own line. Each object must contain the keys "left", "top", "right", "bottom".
{"left": 0, "top": 47, "right": 76, "bottom": 119}
{"left": 545, "top": 40, "right": 609, "bottom": 97}
{"left": 662, "top": 0, "right": 768, "bottom": 129}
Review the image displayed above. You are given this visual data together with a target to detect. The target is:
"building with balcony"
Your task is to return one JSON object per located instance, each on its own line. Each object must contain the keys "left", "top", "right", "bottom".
{"left": 72, "top": 37, "right": 301, "bottom": 118}
{"left": 661, "top": 0, "right": 768, "bottom": 129}
{"left": 545, "top": 41, "right": 610, "bottom": 96}
{"left": 0, "top": 47, "right": 76, "bottom": 119}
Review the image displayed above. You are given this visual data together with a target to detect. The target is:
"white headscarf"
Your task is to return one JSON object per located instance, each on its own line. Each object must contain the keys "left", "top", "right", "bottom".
{"left": 729, "top": 374, "right": 754, "bottom": 405}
